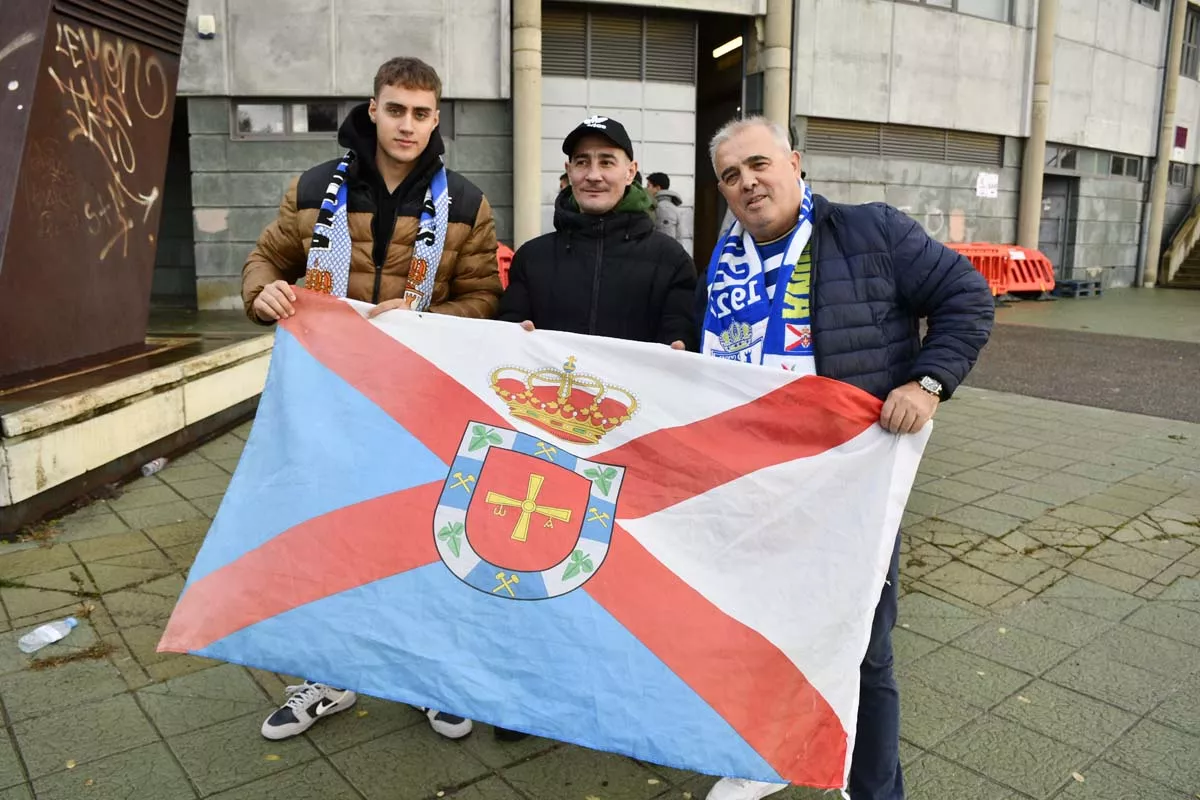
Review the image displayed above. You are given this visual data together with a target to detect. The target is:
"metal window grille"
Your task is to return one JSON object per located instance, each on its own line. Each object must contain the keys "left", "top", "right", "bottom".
{"left": 54, "top": 0, "right": 188, "bottom": 55}
{"left": 543, "top": 5, "right": 697, "bottom": 84}
{"left": 805, "top": 118, "right": 1003, "bottom": 166}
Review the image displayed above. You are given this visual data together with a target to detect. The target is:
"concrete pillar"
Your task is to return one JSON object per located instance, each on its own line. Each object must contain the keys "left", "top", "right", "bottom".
{"left": 1142, "top": 0, "right": 1189, "bottom": 287}
{"left": 512, "top": 0, "right": 542, "bottom": 247}
{"left": 1017, "top": 0, "right": 1058, "bottom": 249}
{"left": 762, "top": 0, "right": 792, "bottom": 129}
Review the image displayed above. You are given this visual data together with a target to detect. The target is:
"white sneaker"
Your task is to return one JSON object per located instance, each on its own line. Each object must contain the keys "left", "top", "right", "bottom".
{"left": 705, "top": 778, "right": 788, "bottom": 800}
{"left": 418, "top": 707, "right": 474, "bottom": 739}
{"left": 260, "top": 681, "right": 357, "bottom": 740}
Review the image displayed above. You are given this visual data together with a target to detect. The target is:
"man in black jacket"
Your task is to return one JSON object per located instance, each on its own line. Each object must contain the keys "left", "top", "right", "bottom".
{"left": 498, "top": 117, "right": 697, "bottom": 349}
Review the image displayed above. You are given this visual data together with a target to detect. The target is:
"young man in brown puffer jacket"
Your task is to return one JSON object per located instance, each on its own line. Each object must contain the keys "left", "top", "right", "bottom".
{"left": 244, "top": 56, "right": 503, "bottom": 745}
{"left": 242, "top": 56, "right": 501, "bottom": 325}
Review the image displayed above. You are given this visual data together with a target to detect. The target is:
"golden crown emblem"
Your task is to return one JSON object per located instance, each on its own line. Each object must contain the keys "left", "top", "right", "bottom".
{"left": 489, "top": 356, "right": 637, "bottom": 445}
{"left": 719, "top": 320, "right": 754, "bottom": 352}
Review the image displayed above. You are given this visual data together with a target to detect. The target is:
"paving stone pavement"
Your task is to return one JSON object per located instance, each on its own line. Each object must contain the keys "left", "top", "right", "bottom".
{"left": 1, "top": 386, "right": 1198, "bottom": 800}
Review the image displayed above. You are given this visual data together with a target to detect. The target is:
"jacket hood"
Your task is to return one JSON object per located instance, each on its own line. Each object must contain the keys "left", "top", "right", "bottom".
{"left": 338, "top": 102, "right": 446, "bottom": 195}
{"left": 656, "top": 189, "right": 683, "bottom": 206}
{"left": 553, "top": 182, "right": 656, "bottom": 237}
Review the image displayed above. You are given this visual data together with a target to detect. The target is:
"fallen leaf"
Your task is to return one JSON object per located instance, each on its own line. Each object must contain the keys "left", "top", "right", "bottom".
{"left": 436, "top": 793, "right": 445, "bottom": 798}
{"left": 264, "top": 754, "right": 281, "bottom": 762}
{"left": 1072, "top": 772, "right": 1085, "bottom": 783}
{"left": 356, "top": 710, "right": 369, "bottom": 718}
{"left": 998, "top": 627, "right": 1007, "bottom": 634}
{"left": 976, "top": 671, "right": 986, "bottom": 677}
{"left": 84, "top": 779, "right": 94, "bottom": 786}
{"left": 683, "top": 793, "right": 693, "bottom": 799}
{"left": 585, "top": 796, "right": 603, "bottom": 800}
{"left": 66, "top": 760, "right": 76, "bottom": 769}
{"left": 1018, "top": 696, "right": 1031, "bottom": 704}
{"left": 900, "top": 623, "right": 910, "bottom": 629}
{"left": 648, "top": 778, "right": 661, "bottom": 785}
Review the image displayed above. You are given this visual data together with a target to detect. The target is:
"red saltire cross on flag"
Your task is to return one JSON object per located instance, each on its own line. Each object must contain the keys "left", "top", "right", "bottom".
{"left": 160, "top": 290, "right": 889, "bottom": 788}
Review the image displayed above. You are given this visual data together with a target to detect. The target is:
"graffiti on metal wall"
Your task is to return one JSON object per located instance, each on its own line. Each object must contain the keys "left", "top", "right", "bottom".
{"left": 44, "top": 22, "right": 167, "bottom": 260}
{"left": 897, "top": 198, "right": 976, "bottom": 243}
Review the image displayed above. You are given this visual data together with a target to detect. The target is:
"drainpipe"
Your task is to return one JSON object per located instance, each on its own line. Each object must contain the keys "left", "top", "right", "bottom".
{"left": 1141, "top": 0, "right": 1189, "bottom": 287}
{"left": 762, "top": 0, "right": 793, "bottom": 128}
{"left": 1017, "top": 0, "right": 1059, "bottom": 249}
{"left": 512, "top": 0, "right": 542, "bottom": 247}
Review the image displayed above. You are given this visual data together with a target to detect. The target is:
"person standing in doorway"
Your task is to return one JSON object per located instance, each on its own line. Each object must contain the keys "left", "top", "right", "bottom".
{"left": 646, "top": 171, "right": 684, "bottom": 243}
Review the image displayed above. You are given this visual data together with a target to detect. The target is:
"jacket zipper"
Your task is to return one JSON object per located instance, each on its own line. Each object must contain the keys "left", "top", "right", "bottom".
{"left": 371, "top": 202, "right": 403, "bottom": 304}
{"left": 809, "top": 221, "right": 822, "bottom": 377}
{"left": 587, "top": 221, "right": 605, "bottom": 335}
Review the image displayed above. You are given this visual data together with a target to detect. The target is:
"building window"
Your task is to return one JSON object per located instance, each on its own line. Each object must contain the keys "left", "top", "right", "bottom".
{"left": 1183, "top": 6, "right": 1200, "bottom": 79}
{"left": 1109, "top": 154, "right": 1142, "bottom": 179}
{"left": 896, "top": 0, "right": 1011, "bottom": 23}
{"left": 543, "top": 6, "right": 698, "bottom": 84}
{"left": 231, "top": 100, "right": 454, "bottom": 139}
{"left": 235, "top": 101, "right": 342, "bottom": 138}
{"left": 1169, "top": 162, "right": 1191, "bottom": 187}
{"left": 1133, "top": 0, "right": 1160, "bottom": 9}
{"left": 804, "top": 118, "right": 1003, "bottom": 166}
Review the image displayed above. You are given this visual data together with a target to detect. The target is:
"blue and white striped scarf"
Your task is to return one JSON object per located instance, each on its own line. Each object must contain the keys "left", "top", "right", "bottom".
{"left": 701, "top": 181, "right": 815, "bottom": 370}
{"left": 304, "top": 151, "right": 449, "bottom": 311}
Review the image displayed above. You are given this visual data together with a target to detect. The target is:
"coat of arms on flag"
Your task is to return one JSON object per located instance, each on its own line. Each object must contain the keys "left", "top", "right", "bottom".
{"left": 158, "top": 290, "right": 928, "bottom": 791}
{"left": 435, "top": 420, "right": 624, "bottom": 600}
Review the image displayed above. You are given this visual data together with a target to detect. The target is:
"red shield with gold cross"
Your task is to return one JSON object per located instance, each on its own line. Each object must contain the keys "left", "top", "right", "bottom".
{"left": 433, "top": 422, "right": 625, "bottom": 600}
{"left": 467, "top": 448, "right": 590, "bottom": 572}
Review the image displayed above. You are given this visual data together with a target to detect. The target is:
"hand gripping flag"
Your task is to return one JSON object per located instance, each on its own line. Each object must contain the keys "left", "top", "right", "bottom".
{"left": 159, "top": 290, "right": 928, "bottom": 790}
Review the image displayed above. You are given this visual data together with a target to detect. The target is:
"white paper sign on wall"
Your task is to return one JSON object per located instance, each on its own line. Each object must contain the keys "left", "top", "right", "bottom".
{"left": 976, "top": 172, "right": 999, "bottom": 199}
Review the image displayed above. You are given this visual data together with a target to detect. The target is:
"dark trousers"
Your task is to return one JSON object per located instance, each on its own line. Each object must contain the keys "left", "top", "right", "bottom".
{"left": 847, "top": 533, "right": 904, "bottom": 800}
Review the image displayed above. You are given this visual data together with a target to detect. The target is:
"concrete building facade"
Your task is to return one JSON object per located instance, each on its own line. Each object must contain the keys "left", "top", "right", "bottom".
{"left": 157, "top": 0, "right": 1200, "bottom": 309}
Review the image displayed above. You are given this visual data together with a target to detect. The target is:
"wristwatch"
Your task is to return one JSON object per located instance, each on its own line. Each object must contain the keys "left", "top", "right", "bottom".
{"left": 917, "top": 376, "right": 943, "bottom": 399}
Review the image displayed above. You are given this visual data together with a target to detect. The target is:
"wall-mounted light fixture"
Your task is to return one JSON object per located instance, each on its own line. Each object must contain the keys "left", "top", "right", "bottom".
{"left": 712, "top": 36, "right": 742, "bottom": 60}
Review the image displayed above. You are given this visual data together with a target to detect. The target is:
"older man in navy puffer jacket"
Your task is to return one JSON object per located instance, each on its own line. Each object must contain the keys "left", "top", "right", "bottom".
{"left": 697, "top": 117, "right": 994, "bottom": 800}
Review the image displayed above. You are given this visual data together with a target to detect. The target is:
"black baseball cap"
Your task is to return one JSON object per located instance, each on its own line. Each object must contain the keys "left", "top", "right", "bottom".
{"left": 562, "top": 116, "right": 634, "bottom": 160}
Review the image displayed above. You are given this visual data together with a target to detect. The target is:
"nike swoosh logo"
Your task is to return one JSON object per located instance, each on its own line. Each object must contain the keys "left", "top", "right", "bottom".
{"left": 314, "top": 697, "right": 340, "bottom": 716}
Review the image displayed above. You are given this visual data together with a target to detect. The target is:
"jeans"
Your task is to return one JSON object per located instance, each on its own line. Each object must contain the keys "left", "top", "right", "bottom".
{"left": 847, "top": 532, "right": 904, "bottom": 800}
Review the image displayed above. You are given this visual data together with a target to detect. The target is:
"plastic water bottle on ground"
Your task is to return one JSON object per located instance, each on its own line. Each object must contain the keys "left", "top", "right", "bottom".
{"left": 18, "top": 617, "right": 78, "bottom": 654}
{"left": 141, "top": 457, "right": 168, "bottom": 477}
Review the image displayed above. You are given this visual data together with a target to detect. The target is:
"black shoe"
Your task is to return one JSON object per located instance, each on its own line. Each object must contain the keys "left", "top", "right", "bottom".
{"left": 493, "top": 726, "right": 530, "bottom": 742}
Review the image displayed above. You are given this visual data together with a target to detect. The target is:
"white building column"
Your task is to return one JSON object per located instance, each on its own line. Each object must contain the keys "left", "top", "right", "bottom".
{"left": 513, "top": 0, "right": 542, "bottom": 247}
{"left": 762, "top": 0, "right": 793, "bottom": 129}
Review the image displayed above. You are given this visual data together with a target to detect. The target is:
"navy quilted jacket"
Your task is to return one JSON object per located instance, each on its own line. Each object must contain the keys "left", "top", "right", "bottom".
{"left": 697, "top": 195, "right": 994, "bottom": 401}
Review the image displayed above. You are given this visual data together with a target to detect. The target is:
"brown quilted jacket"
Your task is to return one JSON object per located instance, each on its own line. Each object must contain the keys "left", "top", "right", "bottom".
{"left": 242, "top": 106, "right": 501, "bottom": 322}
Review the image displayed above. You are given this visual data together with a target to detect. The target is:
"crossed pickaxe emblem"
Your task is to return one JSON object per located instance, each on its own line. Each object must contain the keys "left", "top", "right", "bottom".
{"left": 534, "top": 443, "right": 557, "bottom": 461}
{"left": 492, "top": 571, "right": 520, "bottom": 597}
{"left": 450, "top": 472, "right": 476, "bottom": 493}
{"left": 587, "top": 507, "right": 611, "bottom": 528}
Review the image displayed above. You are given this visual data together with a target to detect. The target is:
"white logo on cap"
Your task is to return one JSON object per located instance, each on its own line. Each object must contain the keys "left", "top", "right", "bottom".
{"left": 582, "top": 115, "right": 610, "bottom": 129}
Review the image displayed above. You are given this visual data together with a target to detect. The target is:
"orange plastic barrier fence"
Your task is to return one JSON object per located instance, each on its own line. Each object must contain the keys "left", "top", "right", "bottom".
{"left": 945, "top": 243, "right": 1056, "bottom": 297}
{"left": 1004, "top": 246, "right": 1056, "bottom": 294}
{"left": 945, "top": 243, "right": 1010, "bottom": 298}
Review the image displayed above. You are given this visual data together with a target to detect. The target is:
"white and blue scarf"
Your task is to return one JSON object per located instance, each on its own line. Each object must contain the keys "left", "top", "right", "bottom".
{"left": 304, "top": 150, "right": 449, "bottom": 311}
{"left": 701, "top": 181, "right": 815, "bottom": 371}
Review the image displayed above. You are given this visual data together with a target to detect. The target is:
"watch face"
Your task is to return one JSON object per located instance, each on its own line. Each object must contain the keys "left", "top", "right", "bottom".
{"left": 921, "top": 377, "right": 942, "bottom": 394}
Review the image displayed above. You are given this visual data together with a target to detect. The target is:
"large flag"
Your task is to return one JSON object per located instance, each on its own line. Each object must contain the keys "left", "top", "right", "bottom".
{"left": 159, "top": 290, "right": 928, "bottom": 790}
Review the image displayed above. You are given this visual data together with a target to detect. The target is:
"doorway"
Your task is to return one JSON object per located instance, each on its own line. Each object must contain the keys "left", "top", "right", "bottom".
{"left": 1038, "top": 175, "right": 1076, "bottom": 279}
{"left": 693, "top": 13, "right": 749, "bottom": 267}
{"left": 151, "top": 97, "right": 197, "bottom": 308}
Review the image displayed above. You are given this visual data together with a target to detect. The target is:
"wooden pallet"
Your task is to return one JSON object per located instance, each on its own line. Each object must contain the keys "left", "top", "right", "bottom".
{"left": 1053, "top": 280, "right": 1102, "bottom": 298}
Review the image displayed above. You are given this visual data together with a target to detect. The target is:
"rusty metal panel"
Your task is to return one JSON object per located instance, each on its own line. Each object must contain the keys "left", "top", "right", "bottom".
{"left": 0, "top": 1, "right": 185, "bottom": 378}
{"left": 0, "top": 1, "right": 55, "bottom": 262}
